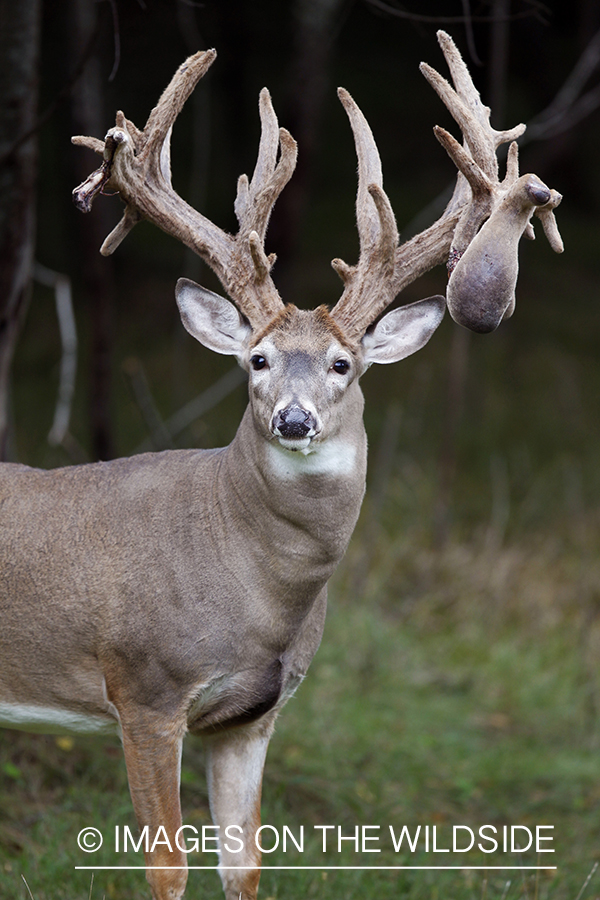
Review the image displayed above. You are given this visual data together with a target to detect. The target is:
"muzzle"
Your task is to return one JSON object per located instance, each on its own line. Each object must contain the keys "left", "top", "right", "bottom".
{"left": 272, "top": 405, "right": 317, "bottom": 440}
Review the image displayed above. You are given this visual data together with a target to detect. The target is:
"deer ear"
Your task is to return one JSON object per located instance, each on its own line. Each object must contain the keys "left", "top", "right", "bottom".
{"left": 175, "top": 278, "right": 252, "bottom": 356}
{"left": 361, "top": 295, "right": 446, "bottom": 366}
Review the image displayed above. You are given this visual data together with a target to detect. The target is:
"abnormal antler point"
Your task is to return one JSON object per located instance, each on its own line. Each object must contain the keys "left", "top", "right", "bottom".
{"left": 331, "top": 258, "right": 353, "bottom": 284}
{"left": 71, "top": 135, "right": 104, "bottom": 156}
{"left": 525, "top": 180, "right": 551, "bottom": 207}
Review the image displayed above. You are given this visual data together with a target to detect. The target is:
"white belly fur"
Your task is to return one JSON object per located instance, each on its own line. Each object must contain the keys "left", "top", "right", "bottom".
{"left": 0, "top": 702, "right": 120, "bottom": 736}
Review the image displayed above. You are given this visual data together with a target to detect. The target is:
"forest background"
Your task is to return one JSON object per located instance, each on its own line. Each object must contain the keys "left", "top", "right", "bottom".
{"left": 1, "top": 1, "right": 600, "bottom": 899}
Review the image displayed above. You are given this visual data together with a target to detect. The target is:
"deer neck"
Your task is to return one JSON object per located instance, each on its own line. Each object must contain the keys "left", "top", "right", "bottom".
{"left": 216, "top": 386, "right": 367, "bottom": 600}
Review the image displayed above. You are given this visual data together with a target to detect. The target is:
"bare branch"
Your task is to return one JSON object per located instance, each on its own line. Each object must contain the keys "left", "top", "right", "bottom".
{"left": 34, "top": 263, "right": 77, "bottom": 447}
{"left": 0, "top": 25, "right": 100, "bottom": 168}
{"left": 363, "top": 0, "right": 551, "bottom": 25}
{"left": 525, "top": 28, "right": 600, "bottom": 142}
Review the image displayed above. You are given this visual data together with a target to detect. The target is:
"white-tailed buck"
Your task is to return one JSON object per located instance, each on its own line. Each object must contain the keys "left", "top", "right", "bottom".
{"left": 0, "top": 31, "right": 562, "bottom": 900}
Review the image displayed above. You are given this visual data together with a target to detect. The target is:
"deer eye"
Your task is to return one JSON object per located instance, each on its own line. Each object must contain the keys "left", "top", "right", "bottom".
{"left": 332, "top": 359, "right": 350, "bottom": 375}
{"left": 250, "top": 354, "right": 267, "bottom": 371}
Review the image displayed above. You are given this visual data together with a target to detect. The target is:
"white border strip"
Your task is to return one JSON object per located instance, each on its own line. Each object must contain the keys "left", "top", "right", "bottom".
{"left": 76, "top": 865, "right": 558, "bottom": 871}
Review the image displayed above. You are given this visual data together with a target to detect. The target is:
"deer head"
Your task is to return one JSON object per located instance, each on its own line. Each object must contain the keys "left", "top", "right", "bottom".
{"left": 175, "top": 283, "right": 444, "bottom": 459}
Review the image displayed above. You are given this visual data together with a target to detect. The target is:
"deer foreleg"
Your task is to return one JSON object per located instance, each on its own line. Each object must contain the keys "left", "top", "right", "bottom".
{"left": 119, "top": 713, "right": 187, "bottom": 900}
{"left": 205, "top": 716, "right": 276, "bottom": 900}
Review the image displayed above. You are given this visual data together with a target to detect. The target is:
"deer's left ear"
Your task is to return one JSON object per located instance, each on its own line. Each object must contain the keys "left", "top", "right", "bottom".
{"left": 361, "top": 295, "right": 446, "bottom": 366}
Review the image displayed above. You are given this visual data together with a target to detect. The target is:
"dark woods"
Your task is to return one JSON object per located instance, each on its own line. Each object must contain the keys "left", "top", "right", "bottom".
{"left": 1, "top": 0, "right": 599, "bottom": 485}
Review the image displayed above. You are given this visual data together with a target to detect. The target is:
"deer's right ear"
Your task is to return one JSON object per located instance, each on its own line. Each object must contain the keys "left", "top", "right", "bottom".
{"left": 176, "top": 278, "right": 252, "bottom": 356}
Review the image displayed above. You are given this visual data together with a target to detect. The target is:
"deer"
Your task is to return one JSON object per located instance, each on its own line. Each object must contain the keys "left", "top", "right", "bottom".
{"left": 0, "top": 31, "right": 562, "bottom": 900}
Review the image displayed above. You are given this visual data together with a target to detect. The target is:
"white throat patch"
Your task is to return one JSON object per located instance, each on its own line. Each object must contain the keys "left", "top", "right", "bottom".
{"left": 266, "top": 437, "right": 357, "bottom": 480}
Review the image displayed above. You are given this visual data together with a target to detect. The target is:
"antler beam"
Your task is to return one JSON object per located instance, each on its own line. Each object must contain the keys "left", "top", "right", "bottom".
{"left": 72, "top": 51, "right": 296, "bottom": 329}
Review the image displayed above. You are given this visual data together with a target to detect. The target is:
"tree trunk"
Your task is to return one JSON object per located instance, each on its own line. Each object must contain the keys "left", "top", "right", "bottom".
{"left": 0, "top": 0, "right": 42, "bottom": 460}
{"left": 68, "top": 0, "right": 117, "bottom": 460}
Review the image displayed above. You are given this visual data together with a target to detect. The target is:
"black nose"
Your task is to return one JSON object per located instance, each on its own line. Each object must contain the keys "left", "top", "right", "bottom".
{"left": 273, "top": 406, "right": 314, "bottom": 439}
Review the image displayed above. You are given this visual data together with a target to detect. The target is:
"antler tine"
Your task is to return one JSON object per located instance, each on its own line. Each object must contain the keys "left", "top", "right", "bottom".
{"left": 330, "top": 88, "right": 399, "bottom": 339}
{"left": 235, "top": 88, "right": 279, "bottom": 234}
{"left": 143, "top": 51, "right": 217, "bottom": 163}
{"left": 338, "top": 87, "right": 386, "bottom": 250}
{"left": 423, "top": 31, "right": 526, "bottom": 178}
{"left": 234, "top": 88, "right": 298, "bottom": 298}
{"left": 72, "top": 51, "right": 297, "bottom": 329}
{"left": 535, "top": 192, "right": 564, "bottom": 253}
